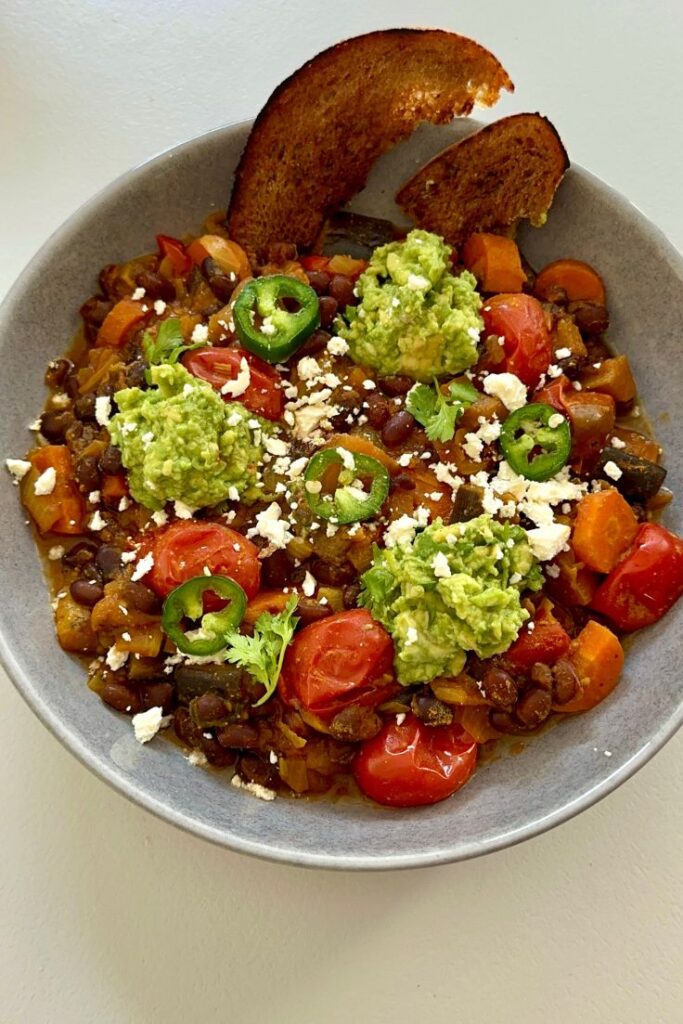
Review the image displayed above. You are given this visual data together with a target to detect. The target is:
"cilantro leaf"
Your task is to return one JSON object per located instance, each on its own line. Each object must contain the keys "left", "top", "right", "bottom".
{"left": 142, "top": 317, "right": 209, "bottom": 382}
{"left": 223, "top": 596, "right": 299, "bottom": 707}
{"left": 406, "top": 379, "right": 480, "bottom": 443}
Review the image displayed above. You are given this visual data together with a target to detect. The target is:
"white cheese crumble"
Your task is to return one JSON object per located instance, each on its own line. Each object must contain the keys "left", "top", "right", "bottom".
{"left": 482, "top": 372, "right": 527, "bottom": 411}
{"left": 230, "top": 774, "right": 276, "bottom": 801}
{"left": 151, "top": 509, "right": 168, "bottom": 527}
{"left": 407, "top": 273, "right": 430, "bottom": 290}
{"left": 246, "top": 502, "right": 293, "bottom": 551}
{"left": 88, "top": 490, "right": 100, "bottom": 504}
{"left": 34, "top": 467, "right": 56, "bottom": 495}
{"left": 220, "top": 356, "right": 251, "bottom": 397}
{"left": 131, "top": 287, "right": 146, "bottom": 300}
{"left": 396, "top": 712, "right": 407, "bottom": 725}
{"left": 131, "top": 551, "right": 154, "bottom": 582}
{"left": 153, "top": 299, "right": 167, "bottom": 315}
{"left": 132, "top": 705, "right": 170, "bottom": 744}
{"left": 327, "top": 336, "right": 349, "bottom": 356}
{"left": 5, "top": 458, "right": 31, "bottom": 481}
{"left": 431, "top": 551, "right": 452, "bottom": 578}
{"left": 554, "top": 347, "right": 572, "bottom": 359}
{"left": 526, "top": 523, "right": 571, "bottom": 562}
{"left": 48, "top": 545, "right": 64, "bottom": 560}
{"left": 191, "top": 323, "right": 209, "bottom": 344}
{"left": 610, "top": 436, "right": 627, "bottom": 449}
{"left": 173, "top": 500, "right": 196, "bottom": 520}
{"left": 301, "top": 571, "right": 316, "bottom": 597}
{"left": 95, "top": 395, "right": 112, "bottom": 427}
{"left": 546, "top": 364, "right": 563, "bottom": 379}
{"left": 88, "top": 510, "right": 106, "bottom": 531}
{"left": 603, "top": 460, "right": 623, "bottom": 481}
{"left": 259, "top": 316, "right": 277, "bottom": 336}
{"left": 297, "top": 357, "right": 322, "bottom": 381}
{"left": 106, "top": 645, "right": 128, "bottom": 672}
{"left": 187, "top": 749, "right": 208, "bottom": 767}
{"left": 121, "top": 550, "right": 137, "bottom": 563}
{"left": 362, "top": 379, "right": 376, "bottom": 391}
{"left": 264, "top": 436, "right": 289, "bottom": 457}
{"left": 383, "top": 508, "right": 430, "bottom": 548}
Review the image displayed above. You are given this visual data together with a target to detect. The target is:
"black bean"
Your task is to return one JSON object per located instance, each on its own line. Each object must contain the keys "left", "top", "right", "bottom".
{"left": 481, "top": 666, "right": 518, "bottom": 708}
{"left": 343, "top": 582, "right": 361, "bottom": 608}
{"left": 297, "top": 598, "right": 334, "bottom": 625}
{"left": 64, "top": 372, "right": 82, "bottom": 399}
{"left": 381, "top": 410, "right": 415, "bottom": 447}
{"left": 530, "top": 662, "right": 554, "bottom": 690}
{"left": 139, "top": 681, "right": 174, "bottom": 712}
{"left": 318, "top": 295, "right": 339, "bottom": 330}
{"left": 62, "top": 540, "right": 99, "bottom": 568}
{"left": 365, "top": 393, "right": 393, "bottom": 429}
{"left": 70, "top": 579, "right": 105, "bottom": 606}
{"left": 95, "top": 544, "right": 121, "bottom": 580}
{"left": 329, "top": 705, "right": 382, "bottom": 742}
{"left": 135, "top": 269, "right": 175, "bottom": 303}
{"left": 217, "top": 723, "right": 260, "bottom": 749}
{"left": 190, "top": 691, "right": 232, "bottom": 728}
{"left": 74, "top": 455, "right": 100, "bottom": 493}
{"left": 40, "top": 409, "right": 72, "bottom": 443}
{"left": 262, "top": 549, "right": 291, "bottom": 588}
{"left": 515, "top": 687, "right": 552, "bottom": 728}
{"left": 328, "top": 274, "right": 356, "bottom": 308}
{"left": 101, "top": 681, "right": 141, "bottom": 714}
{"left": 126, "top": 360, "right": 147, "bottom": 389}
{"left": 200, "top": 258, "right": 236, "bottom": 304}
{"left": 80, "top": 295, "right": 113, "bottom": 341}
{"left": 296, "top": 328, "right": 330, "bottom": 358}
{"left": 391, "top": 471, "right": 416, "bottom": 491}
{"left": 411, "top": 690, "right": 453, "bottom": 726}
{"left": 305, "top": 270, "right": 331, "bottom": 295}
{"left": 551, "top": 659, "right": 580, "bottom": 705}
{"left": 44, "top": 358, "right": 73, "bottom": 389}
{"left": 236, "top": 754, "right": 278, "bottom": 789}
{"left": 377, "top": 375, "right": 414, "bottom": 397}
{"left": 74, "top": 394, "right": 97, "bottom": 422}
{"left": 98, "top": 445, "right": 123, "bottom": 475}
{"left": 569, "top": 301, "right": 609, "bottom": 337}
{"left": 309, "top": 557, "right": 355, "bottom": 585}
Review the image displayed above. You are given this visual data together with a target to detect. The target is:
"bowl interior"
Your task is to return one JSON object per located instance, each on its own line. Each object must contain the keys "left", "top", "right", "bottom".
{"left": 1, "top": 120, "right": 681, "bottom": 868}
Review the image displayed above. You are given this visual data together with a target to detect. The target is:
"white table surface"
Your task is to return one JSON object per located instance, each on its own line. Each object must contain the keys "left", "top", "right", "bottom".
{"left": 1, "top": 2, "right": 681, "bottom": 1021}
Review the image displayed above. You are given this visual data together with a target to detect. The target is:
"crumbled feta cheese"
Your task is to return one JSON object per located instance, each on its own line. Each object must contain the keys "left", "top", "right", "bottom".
{"left": 572, "top": 381, "right": 582, "bottom": 391}
{"left": 548, "top": 413, "right": 566, "bottom": 429}
{"left": 106, "top": 645, "right": 128, "bottom": 672}
{"left": 555, "top": 347, "right": 572, "bottom": 360}
{"left": 336, "top": 447, "right": 356, "bottom": 472}
{"left": 5, "top": 458, "right": 31, "bottom": 481}
{"left": 603, "top": 460, "right": 622, "bottom": 481}
{"left": 230, "top": 774, "right": 276, "bottom": 801}
{"left": 48, "top": 545, "right": 64, "bottom": 560}
{"left": 297, "top": 357, "right": 323, "bottom": 381}
{"left": 191, "top": 323, "right": 209, "bottom": 344}
{"left": 610, "top": 436, "right": 627, "bottom": 449}
{"left": 526, "top": 523, "right": 571, "bottom": 562}
{"left": 131, "top": 287, "right": 146, "bottom": 300}
{"left": 131, "top": 551, "right": 154, "bottom": 582}
{"left": 476, "top": 417, "right": 501, "bottom": 444}
{"left": 121, "top": 551, "right": 137, "bottom": 563}
{"left": 152, "top": 299, "right": 167, "bottom": 316}
{"left": 132, "top": 705, "right": 169, "bottom": 744}
{"left": 462, "top": 432, "right": 484, "bottom": 461}
{"left": 187, "top": 749, "right": 208, "bottom": 767}
{"left": 220, "top": 356, "right": 251, "bottom": 398}
{"left": 482, "top": 372, "right": 527, "bottom": 411}
{"left": 89, "top": 510, "right": 106, "bottom": 531}
{"left": 407, "top": 273, "right": 430, "bottom": 290}
{"left": 151, "top": 509, "right": 168, "bottom": 527}
{"left": 269, "top": 750, "right": 279, "bottom": 765}
{"left": 362, "top": 379, "right": 376, "bottom": 391}
{"left": 265, "top": 436, "right": 289, "bottom": 457}
{"left": 259, "top": 316, "right": 277, "bottom": 336}
{"left": 431, "top": 551, "right": 452, "bottom": 578}
{"left": 546, "top": 364, "right": 563, "bottom": 379}
{"left": 383, "top": 514, "right": 426, "bottom": 549}
{"left": 34, "top": 467, "right": 56, "bottom": 495}
{"left": 396, "top": 712, "right": 407, "bottom": 725}
{"left": 173, "top": 500, "right": 196, "bottom": 520}
{"left": 302, "top": 571, "right": 316, "bottom": 597}
{"left": 545, "top": 563, "right": 561, "bottom": 579}
{"left": 88, "top": 490, "right": 100, "bottom": 504}
{"left": 95, "top": 395, "right": 112, "bottom": 427}
{"left": 246, "top": 502, "right": 294, "bottom": 550}
{"left": 286, "top": 389, "right": 339, "bottom": 440}
{"left": 398, "top": 452, "right": 413, "bottom": 468}
{"left": 327, "top": 336, "right": 349, "bottom": 356}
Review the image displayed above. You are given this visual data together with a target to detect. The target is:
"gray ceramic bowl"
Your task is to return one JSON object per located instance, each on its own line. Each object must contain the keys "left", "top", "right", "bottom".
{"left": 1, "top": 120, "right": 681, "bottom": 869}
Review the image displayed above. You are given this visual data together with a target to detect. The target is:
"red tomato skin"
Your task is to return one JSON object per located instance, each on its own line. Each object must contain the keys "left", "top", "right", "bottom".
{"left": 146, "top": 521, "right": 260, "bottom": 601}
{"left": 353, "top": 716, "right": 478, "bottom": 807}
{"left": 591, "top": 523, "right": 683, "bottom": 631}
{"left": 279, "top": 610, "right": 396, "bottom": 717}
{"left": 504, "top": 603, "right": 571, "bottom": 670}
{"left": 482, "top": 293, "right": 552, "bottom": 387}
{"left": 156, "top": 234, "right": 191, "bottom": 275}
{"left": 182, "top": 347, "right": 284, "bottom": 421}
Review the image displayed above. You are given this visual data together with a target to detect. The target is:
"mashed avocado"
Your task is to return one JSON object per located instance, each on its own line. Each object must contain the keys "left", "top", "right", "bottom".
{"left": 109, "top": 363, "right": 265, "bottom": 511}
{"left": 360, "top": 514, "right": 542, "bottom": 685}
{"left": 337, "top": 229, "right": 483, "bottom": 381}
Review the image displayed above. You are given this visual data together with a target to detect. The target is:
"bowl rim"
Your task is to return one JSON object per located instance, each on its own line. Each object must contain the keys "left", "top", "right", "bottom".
{"left": 1, "top": 120, "right": 681, "bottom": 870}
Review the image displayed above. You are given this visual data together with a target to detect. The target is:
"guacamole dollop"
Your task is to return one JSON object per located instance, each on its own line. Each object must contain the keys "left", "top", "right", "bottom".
{"left": 359, "top": 514, "right": 542, "bottom": 685}
{"left": 109, "top": 363, "right": 265, "bottom": 511}
{"left": 337, "top": 229, "right": 483, "bottom": 381}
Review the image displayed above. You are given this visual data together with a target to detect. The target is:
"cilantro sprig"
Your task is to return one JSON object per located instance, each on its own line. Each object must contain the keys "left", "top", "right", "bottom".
{"left": 406, "top": 378, "right": 479, "bottom": 442}
{"left": 142, "top": 318, "right": 209, "bottom": 381}
{"left": 223, "top": 596, "right": 299, "bottom": 707}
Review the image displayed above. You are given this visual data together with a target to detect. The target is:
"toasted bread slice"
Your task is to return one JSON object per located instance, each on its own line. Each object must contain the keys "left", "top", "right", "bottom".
{"left": 227, "top": 29, "right": 513, "bottom": 255}
{"left": 396, "top": 113, "right": 569, "bottom": 244}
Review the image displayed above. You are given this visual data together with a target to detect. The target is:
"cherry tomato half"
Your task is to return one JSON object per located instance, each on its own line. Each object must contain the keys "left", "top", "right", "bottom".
{"left": 279, "top": 609, "right": 396, "bottom": 717}
{"left": 354, "top": 715, "right": 478, "bottom": 807}
{"left": 591, "top": 522, "right": 683, "bottom": 631}
{"left": 146, "top": 521, "right": 261, "bottom": 606}
{"left": 482, "top": 293, "right": 552, "bottom": 387}
{"left": 182, "top": 346, "right": 284, "bottom": 421}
